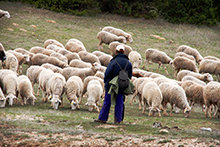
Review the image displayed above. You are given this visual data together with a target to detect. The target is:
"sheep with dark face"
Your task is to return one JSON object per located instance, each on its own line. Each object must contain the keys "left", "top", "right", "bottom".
{"left": 0, "top": 9, "right": 10, "bottom": 18}
{"left": 0, "top": 43, "right": 7, "bottom": 63}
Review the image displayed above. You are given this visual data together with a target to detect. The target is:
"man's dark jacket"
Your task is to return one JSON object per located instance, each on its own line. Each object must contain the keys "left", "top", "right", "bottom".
{"left": 104, "top": 53, "right": 132, "bottom": 92}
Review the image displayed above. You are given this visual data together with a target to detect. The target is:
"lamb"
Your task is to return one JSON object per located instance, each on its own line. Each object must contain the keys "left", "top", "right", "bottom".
{"left": 0, "top": 9, "right": 10, "bottom": 18}
{"left": 65, "top": 76, "right": 83, "bottom": 110}
{"left": 57, "top": 48, "right": 81, "bottom": 63}
{"left": 0, "top": 70, "right": 18, "bottom": 106}
{"left": 38, "top": 68, "right": 54, "bottom": 102}
{"left": 85, "top": 79, "right": 103, "bottom": 112}
{"left": 0, "top": 87, "right": 6, "bottom": 108}
{"left": 69, "top": 59, "right": 92, "bottom": 68}
{"left": 0, "top": 43, "right": 7, "bottom": 63}
{"left": 102, "top": 26, "right": 133, "bottom": 43}
{"left": 199, "top": 59, "right": 220, "bottom": 81}
{"left": 3, "top": 52, "right": 19, "bottom": 73}
{"left": 50, "top": 52, "right": 68, "bottom": 64}
{"left": 173, "top": 56, "right": 198, "bottom": 77}
{"left": 159, "top": 83, "right": 191, "bottom": 117}
{"left": 177, "top": 69, "right": 213, "bottom": 82}
{"left": 181, "top": 80, "right": 205, "bottom": 110}
{"left": 78, "top": 51, "right": 101, "bottom": 64}
{"left": 182, "top": 75, "right": 206, "bottom": 86}
{"left": 203, "top": 81, "right": 220, "bottom": 118}
{"left": 98, "top": 54, "right": 113, "bottom": 67}
{"left": 47, "top": 73, "right": 66, "bottom": 110}
{"left": 128, "top": 51, "right": 142, "bottom": 69}
{"left": 97, "top": 31, "right": 126, "bottom": 51}
{"left": 175, "top": 52, "right": 196, "bottom": 63}
{"left": 109, "top": 41, "right": 132, "bottom": 56}
{"left": 44, "top": 39, "right": 65, "bottom": 49}
{"left": 17, "top": 75, "right": 37, "bottom": 105}
{"left": 41, "top": 63, "right": 63, "bottom": 74}
{"left": 61, "top": 62, "right": 101, "bottom": 81}
{"left": 141, "top": 78, "right": 163, "bottom": 117}
{"left": 65, "top": 39, "right": 86, "bottom": 53}
{"left": 30, "top": 53, "right": 69, "bottom": 68}
{"left": 177, "top": 45, "right": 203, "bottom": 64}
{"left": 144, "top": 48, "right": 173, "bottom": 74}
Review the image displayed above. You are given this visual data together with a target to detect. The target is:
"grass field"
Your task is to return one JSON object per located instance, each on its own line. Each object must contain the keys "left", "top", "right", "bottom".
{"left": 0, "top": 1, "right": 220, "bottom": 146}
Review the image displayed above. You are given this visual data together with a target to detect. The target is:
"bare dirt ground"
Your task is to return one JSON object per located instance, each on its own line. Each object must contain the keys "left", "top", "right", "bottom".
{"left": 1, "top": 124, "right": 219, "bottom": 147}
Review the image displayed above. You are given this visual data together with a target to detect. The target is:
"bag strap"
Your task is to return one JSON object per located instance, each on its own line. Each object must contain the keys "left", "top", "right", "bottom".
{"left": 115, "top": 59, "right": 128, "bottom": 71}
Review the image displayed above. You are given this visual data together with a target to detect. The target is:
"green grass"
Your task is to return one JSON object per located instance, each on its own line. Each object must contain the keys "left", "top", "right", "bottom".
{"left": 0, "top": 1, "right": 220, "bottom": 142}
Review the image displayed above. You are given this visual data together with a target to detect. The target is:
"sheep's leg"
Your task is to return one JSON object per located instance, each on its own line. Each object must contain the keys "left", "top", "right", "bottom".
{"left": 142, "top": 97, "right": 146, "bottom": 114}
{"left": 157, "top": 63, "right": 161, "bottom": 73}
{"left": 130, "top": 90, "right": 137, "bottom": 105}
{"left": 138, "top": 94, "right": 142, "bottom": 110}
{"left": 169, "top": 104, "right": 173, "bottom": 116}
{"left": 163, "top": 64, "right": 169, "bottom": 75}
{"left": 208, "top": 106, "right": 212, "bottom": 118}
{"left": 37, "top": 85, "right": 41, "bottom": 96}
{"left": 98, "top": 41, "right": 103, "bottom": 51}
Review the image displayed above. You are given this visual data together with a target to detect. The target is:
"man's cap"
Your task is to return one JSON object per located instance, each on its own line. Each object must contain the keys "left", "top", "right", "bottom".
{"left": 116, "top": 45, "right": 125, "bottom": 52}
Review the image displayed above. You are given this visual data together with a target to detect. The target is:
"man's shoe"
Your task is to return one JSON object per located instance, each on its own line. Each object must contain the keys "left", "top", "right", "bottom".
{"left": 94, "top": 119, "right": 106, "bottom": 124}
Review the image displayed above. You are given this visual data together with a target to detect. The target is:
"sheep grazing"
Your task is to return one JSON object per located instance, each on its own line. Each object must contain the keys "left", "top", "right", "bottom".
{"left": 3, "top": 52, "right": 19, "bottom": 73}
{"left": 14, "top": 48, "right": 34, "bottom": 60}
{"left": 46, "top": 44, "right": 63, "bottom": 52}
{"left": 47, "top": 73, "right": 66, "bottom": 110}
{"left": 69, "top": 59, "right": 92, "bottom": 68}
{"left": 30, "top": 53, "right": 69, "bottom": 68}
{"left": 17, "top": 75, "right": 37, "bottom": 105}
{"left": 173, "top": 56, "right": 198, "bottom": 77}
{"left": 159, "top": 83, "right": 191, "bottom": 117}
{"left": 109, "top": 41, "right": 132, "bottom": 56}
{"left": 50, "top": 52, "right": 68, "bottom": 64}
{"left": 199, "top": 59, "right": 220, "bottom": 81}
{"left": 95, "top": 71, "right": 104, "bottom": 79}
{"left": 97, "top": 31, "right": 126, "bottom": 51}
{"left": 177, "top": 45, "right": 203, "bottom": 64}
{"left": 65, "top": 39, "right": 86, "bottom": 53}
{"left": 61, "top": 62, "right": 101, "bottom": 81}
{"left": 102, "top": 26, "right": 133, "bottom": 43}
{"left": 182, "top": 75, "right": 206, "bottom": 86}
{"left": 203, "top": 81, "right": 220, "bottom": 118}
{"left": 29, "top": 46, "right": 45, "bottom": 54}
{"left": 204, "top": 56, "right": 220, "bottom": 61}
{"left": 41, "top": 63, "right": 63, "bottom": 74}
{"left": 44, "top": 39, "right": 64, "bottom": 49}
{"left": 0, "top": 43, "right": 7, "bottom": 63}
{"left": 154, "top": 76, "right": 180, "bottom": 87}
{"left": 98, "top": 54, "right": 112, "bottom": 67}
{"left": 141, "top": 78, "right": 163, "bottom": 117}
{"left": 0, "top": 9, "right": 10, "bottom": 18}
{"left": 78, "top": 51, "right": 101, "bottom": 64}
{"left": 144, "top": 48, "right": 173, "bottom": 75}
{"left": 0, "top": 70, "right": 18, "bottom": 106}
{"left": 175, "top": 52, "right": 196, "bottom": 63}
{"left": 86, "top": 79, "right": 103, "bottom": 112}
{"left": 57, "top": 48, "right": 81, "bottom": 63}
{"left": 38, "top": 68, "right": 54, "bottom": 102}
{"left": 128, "top": 51, "right": 142, "bottom": 69}
{"left": 65, "top": 76, "right": 83, "bottom": 110}
{"left": 181, "top": 80, "right": 205, "bottom": 110}
{"left": 177, "top": 70, "right": 213, "bottom": 82}
{"left": 0, "top": 87, "right": 6, "bottom": 108}
{"left": 92, "top": 51, "right": 106, "bottom": 57}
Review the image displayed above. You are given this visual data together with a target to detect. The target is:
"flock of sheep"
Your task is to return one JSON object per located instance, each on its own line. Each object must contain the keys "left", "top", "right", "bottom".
{"left": 0, "top": 25, "right": 220, "bottom": 119}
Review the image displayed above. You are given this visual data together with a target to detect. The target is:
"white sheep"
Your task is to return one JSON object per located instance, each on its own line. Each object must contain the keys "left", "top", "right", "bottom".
{"left": 57, "top": 48, "right": 81, "bottom": 63}
{"left": 0, "top": 69, "right": 18, "bottom": 106}
{"left": 97, "top": 31, "right": 126, "bottom": 51}
{"left": 181, "top": 75, "right": 206, "bottom": 86}
{"left": 29, "top": 46, "right": 45, "bottom": 54}
{"left": 159, "top": 82, "right": 191, "bottom": 117}
{"left": 173, "top": 56, "right": 198, "bottom": 77}
{"left": 177, "top": 45, "right": 203, "bottom": 64}
{"left": 175, "top": 52, "right": 196, "bottom": 63}
{"left": 199, "top": 59, "right": 220, "bottom": 81}
{"left": 0, "top": 9, "right": 10, "bottom": 18}
{"left": 3, "top": 51, "right": 19, "bottom": 73}
{"left": 95, "top": 71, "right": 104, "bottom": 79}
{"left": 98, "top": 54, "right": 113, "bottom": 67}
{"left": 61, "top": 62, "right": 101, "bottom": 81}
{"left": 177, "top": 69, "right": 213, "bottom": 82}
{"left": 144, "top": 48, "right": 173, "bottom": 74}
{"left": 47, "top": 73, "right": 66, "bottom": 110}
{"left": 50, "top": 52, "right": 68, "bottom": 64}
{"left": 109, "top": 41, "right": 132, "bottom": 56}
{"left": 69, "top": 59, "right": 92, "bottom": 68}
{"left": 203, "top": 81, "right": 220, "bottom": 118}
{"left": 41, "top": 63, "right": 63, "bottom": 74}
{"left": 14, "top": 48, "right": 34, "bottom": 61}
{"left": 102, "top": 26, "right": 133, "bottom": 43}
{"left": 203, "top": 56, "right": 220, "bottom": 61}
{"left": 46, "top": 44, "right": 63, "bottom": 52}
{"left": 44, "top": 39, "right": 65, "bottom": 49}
{"left": 0, "top": 87, "right": 6, "bottom": 108}
{"left": 65, "top": 76, "right": 83, "bottom": 110}
{"left": 17, "top": 75, "right": 37, "bottom": 105}
{"left": 128, "top": 51, "right": 142, "bottom": 69}
{"left": 141, "top": 78, "right": 163, "bottom": 117}
{"left": 86, "top": 79, "right": 103, "bottom": 112}
{"left": 78, "top": 51, "right": 101, "bottom": 64}
{"left": 65, "top": 39, "right": 86, "bottom": 53}
{"left": 92, "top": 50, "right": 106, "bottom": 57}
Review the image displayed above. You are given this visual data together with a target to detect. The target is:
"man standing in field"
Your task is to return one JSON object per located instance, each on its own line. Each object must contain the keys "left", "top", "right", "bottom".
{"left": 95, "top": 45, "right": 133, "bottom": 124}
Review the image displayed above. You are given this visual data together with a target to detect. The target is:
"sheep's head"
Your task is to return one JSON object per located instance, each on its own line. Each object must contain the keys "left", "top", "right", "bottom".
{"left": 24, "top": 55, "right": 30, "bottom": 64}
{"left": 6, "top": 94, "right": 17, "bottom": 106}
{"left": 169, "top": 59, "right": 173, "bottom": 65}
{"left": 4, "top": 11, "right": 10, "bottom": 18}
{"left": 149, "top": 107, "right": 161, "bottom": 117}
{"left": 50, "top": 96, "right": 61, "bottom": 110}
{"left": 126, "top": 34, "right": 133, "bottom": 43}
{"left": 27, "top": 95, "right": 37, "bottom": 105}
{"left": 70, "top": 98, "right": 80, "bottom": 110}
{"left": 85, "top": 100, "right": 99, "bottom": 112}
{"left": 118, "top": 36, "right": 126, "bottom": 44}
{"left": 92, "top": 62, "right": 101, "bottom": 71}
{"left": 0, "top": 97, "right": 6, "bottom": 108}
{"left": 204, "top": 73, "right": 213, "bottom": 82}
{"left": 184, "top": 107, "right": 191, "bottom": 118}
